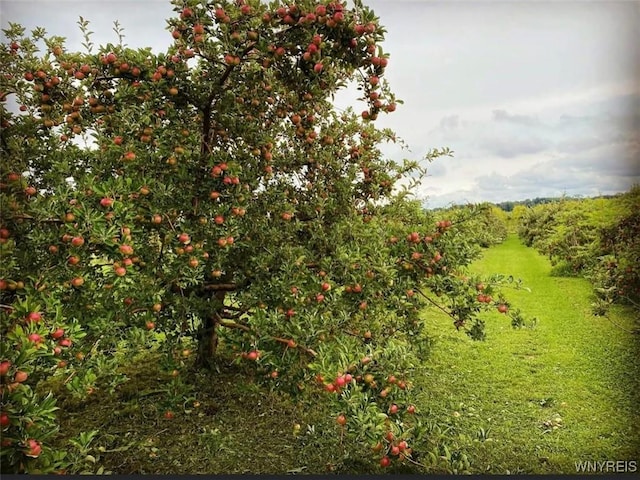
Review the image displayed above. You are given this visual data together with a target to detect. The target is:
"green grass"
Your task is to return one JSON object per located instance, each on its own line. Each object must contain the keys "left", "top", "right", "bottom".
{"left": 415, "top": 234, "right": 640, "bottom": 473}
{"left": 50, "top": 235, "right": 639, "bottom": 474}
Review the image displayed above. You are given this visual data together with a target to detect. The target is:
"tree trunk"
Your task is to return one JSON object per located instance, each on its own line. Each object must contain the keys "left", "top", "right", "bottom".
{"left": 195, "top": 291, "right": 225, "bottom": 369}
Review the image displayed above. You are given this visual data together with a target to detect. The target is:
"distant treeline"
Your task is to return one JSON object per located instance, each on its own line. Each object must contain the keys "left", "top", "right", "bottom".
{"left": 495, "top": 194, "right": 621, "bottom": 212}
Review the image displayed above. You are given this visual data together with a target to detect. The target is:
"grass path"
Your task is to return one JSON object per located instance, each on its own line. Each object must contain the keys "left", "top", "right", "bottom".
{"left": 416, "top": 234, "right": 640, "bottom": 474}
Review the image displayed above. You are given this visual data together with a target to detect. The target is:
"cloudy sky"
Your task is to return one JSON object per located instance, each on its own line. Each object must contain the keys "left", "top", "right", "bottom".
{"left": 2, "top": 0, "right": 639, "bottom": 207}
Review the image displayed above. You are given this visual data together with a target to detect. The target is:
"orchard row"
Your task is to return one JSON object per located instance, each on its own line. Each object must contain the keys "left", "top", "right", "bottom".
{"left": 515, "top": 186, "right": 640, "bottom": 313}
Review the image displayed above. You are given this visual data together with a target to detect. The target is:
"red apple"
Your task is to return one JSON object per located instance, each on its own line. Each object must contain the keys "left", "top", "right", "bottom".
{"left": 25, "top": 312, "right": 42, "bottom": 323}
{"left": 100, "top": 197, "right": 114, "bottom": 208}
{"left": 51, "top": 328, "right": 65, "bottom": 340}
{"left": 123, "top": 151, "right": 136, "bottom": 161}
{"left": 407, "top": 232, "right": 420, "bottom": 243}
{"left": 71, "top": 236, "right": 85, "bottom": 247}
{"left": 28, "top": 333, "right": 42, "bottom": 344}
{"left": 25, "top": 439, "right": 42, "bottom": 458}
{"left": 215, "top": 7, "right": 226, "bottom": 20}
{"left": 0, "top": 361, "right": 11, "bottom": 376}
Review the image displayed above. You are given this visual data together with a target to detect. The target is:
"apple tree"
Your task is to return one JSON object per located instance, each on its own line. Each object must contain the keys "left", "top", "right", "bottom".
{"left": 1, "top": 0, "right": 526, "bottom": 472}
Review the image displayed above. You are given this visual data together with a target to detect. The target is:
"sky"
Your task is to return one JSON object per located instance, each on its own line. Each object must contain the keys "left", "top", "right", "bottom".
{"left": 1, "top": 0, "right": 639, "bottom": 208}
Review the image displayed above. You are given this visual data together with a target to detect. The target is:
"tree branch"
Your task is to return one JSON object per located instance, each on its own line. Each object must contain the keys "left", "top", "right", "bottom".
{"left": 218, "top": 41, "right": 257, "bottom": 88}
{"left": 271, "top": 335, "right": 318, "bottom": 357}
{"left": 217, "top": 320, "right": 318, "bottom": 358}
{"left": 203, "top": 283, "right": 238, "bottom": 291}
{"left": 218, "top": 318, "right": 250, "bottom": 332}
{"left": 415, "top": 286, "right": 459, "bottom": 323}
{"left": 10, "top": 214, "right": 63, "bottom": 224}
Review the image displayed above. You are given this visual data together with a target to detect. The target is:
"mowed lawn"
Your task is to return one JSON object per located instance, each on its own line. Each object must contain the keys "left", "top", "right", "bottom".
{"left": 415, "top": 234, "right": 640, "bottom": 474}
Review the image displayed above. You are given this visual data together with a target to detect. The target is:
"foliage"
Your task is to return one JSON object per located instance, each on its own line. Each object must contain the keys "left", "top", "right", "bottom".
{"left": 516, "top": 187, "right": 640, "bottom": 313}
{"left": 1, "top": 0, "right": 527, "bottom": 472}
{"left": 456, "top": 203, "right": 508, "bottom": 248}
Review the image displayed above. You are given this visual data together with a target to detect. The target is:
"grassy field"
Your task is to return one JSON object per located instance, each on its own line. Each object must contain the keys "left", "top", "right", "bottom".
{"left": 415, "top": 234, "right": 640, "bottom": 473}
{"left": 51, "top": 235, "right": 639, "bottom": 474}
